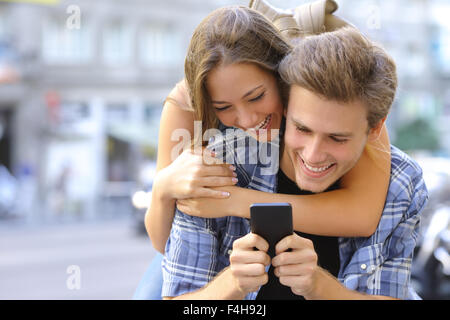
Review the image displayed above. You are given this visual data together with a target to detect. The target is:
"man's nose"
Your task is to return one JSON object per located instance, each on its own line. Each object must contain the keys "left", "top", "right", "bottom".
{"left": 303, "top": 136, "right": 327, "bottom": 164}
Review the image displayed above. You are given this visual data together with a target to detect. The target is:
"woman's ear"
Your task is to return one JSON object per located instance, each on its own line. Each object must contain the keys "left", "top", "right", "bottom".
{"left": 368, "top": 116, "right": 387, "bottom": 141}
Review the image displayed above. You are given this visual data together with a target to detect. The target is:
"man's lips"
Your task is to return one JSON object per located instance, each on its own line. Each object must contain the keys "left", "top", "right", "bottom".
{"left": 297, "top": 154, "right": 336, "bottom": 178}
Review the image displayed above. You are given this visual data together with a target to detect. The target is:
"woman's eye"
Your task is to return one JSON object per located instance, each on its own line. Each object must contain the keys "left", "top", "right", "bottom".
{"left": 249, "top": 92, "right": 265, "bottom": 102}
{"left": 296, "top": 126, "right": 310, "bottom": 133}
{"left": 214, "top": 105, "right": 231, "bottom": 112}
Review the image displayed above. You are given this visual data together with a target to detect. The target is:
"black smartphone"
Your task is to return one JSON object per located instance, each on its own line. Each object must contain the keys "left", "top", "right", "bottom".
{"left": 250, "top": 203, "right": 293, "bottom": 258}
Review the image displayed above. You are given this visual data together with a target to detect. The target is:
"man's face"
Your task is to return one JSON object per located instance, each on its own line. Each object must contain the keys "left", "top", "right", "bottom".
{"left": 283, "top": 86, "right": 378, "bottom": 193}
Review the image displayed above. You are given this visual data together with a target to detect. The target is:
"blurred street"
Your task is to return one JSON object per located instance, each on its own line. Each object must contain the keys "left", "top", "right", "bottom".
{"left": 0, "top": 218, "right": 156, "bottom": 300}
{"left": 0, "top": 0, "right": 449, "bottom": 300}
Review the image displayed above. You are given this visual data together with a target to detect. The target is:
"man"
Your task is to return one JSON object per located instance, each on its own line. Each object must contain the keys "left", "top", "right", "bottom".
{"left": 162, "top": 27, "right": 428, "bottom": 300}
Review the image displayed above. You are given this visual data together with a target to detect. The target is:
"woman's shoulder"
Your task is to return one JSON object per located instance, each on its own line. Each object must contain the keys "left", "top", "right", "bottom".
{"left": 165, "top": 79, "right": 193, "bottom": 112}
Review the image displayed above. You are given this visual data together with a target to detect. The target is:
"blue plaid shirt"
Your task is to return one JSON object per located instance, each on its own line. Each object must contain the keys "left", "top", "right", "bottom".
{"left": 161, "top": 127, "right": 428, "bottom": 300}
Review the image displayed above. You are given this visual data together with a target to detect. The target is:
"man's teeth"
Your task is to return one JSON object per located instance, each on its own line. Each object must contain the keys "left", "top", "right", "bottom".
{"left": 254, "top": 115, "right": 271, "bottom": 130}
{"left": 304, "top": 161, "right": 333, "bottom": 172}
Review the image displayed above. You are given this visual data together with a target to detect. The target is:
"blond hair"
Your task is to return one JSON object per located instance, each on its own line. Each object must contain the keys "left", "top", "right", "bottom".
{"left": 279, "top": 27, "right": 397, "bottom": 129}
{"left": 185, "top": 6, "right": 291, "bottom": 140}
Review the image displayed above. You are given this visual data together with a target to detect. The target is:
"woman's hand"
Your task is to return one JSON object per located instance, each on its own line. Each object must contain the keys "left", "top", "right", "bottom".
{"left": 176, "top": 186, "right": 242, "bottom": 218}
{"left": 157, "top": 148, "right": 238, "bottom": 201}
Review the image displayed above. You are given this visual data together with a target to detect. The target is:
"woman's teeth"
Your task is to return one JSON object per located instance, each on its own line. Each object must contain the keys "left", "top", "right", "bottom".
{"left": 253, "top": 115, "right": 271, "bottom": 130}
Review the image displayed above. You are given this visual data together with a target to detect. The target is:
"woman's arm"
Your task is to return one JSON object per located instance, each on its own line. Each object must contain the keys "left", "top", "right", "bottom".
{"left": 145, "top": 97, "right": 194, "bottom": 253}
{"left": 145, "top": 82, "right": 237, "bottom": 253}
{"left": 177, "top": 124, "right": 391, "bottom": 237}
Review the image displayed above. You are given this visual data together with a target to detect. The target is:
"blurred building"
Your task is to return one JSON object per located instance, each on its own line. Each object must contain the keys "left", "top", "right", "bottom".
{"left": 0, "top": 0, "right": 449, "bottom": 222}
{"left": 335, "top": 0, "right": 450, "bottom": 155}
{"left": 0, "top": 0, "right": 245, "bottom": 222}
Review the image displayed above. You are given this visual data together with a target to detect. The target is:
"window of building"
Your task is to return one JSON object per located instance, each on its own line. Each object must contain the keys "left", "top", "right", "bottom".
{"left": 144, "top": 103, "right": 162, "bottom": 124}
{"left": 102, "top": 20, "right": 133, "bottom": 66}
{"left": 0, "top": 9, "right": 6, "bottom": 39}
{"left": 42, "top": 16, "right": 93, "bottom": 64}
{"left": 106, "top": 103, "right": 129, "bottom": 124}
{"left": 139, "top": 24, "right": 182, "bottom": 67}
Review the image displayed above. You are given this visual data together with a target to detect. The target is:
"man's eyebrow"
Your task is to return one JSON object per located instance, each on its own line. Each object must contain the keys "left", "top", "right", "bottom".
{"left": 291, "top": 118, "right": 353, "bottom": 137}
{"left": 211, "top": 85, "right": 264, "bottom": 104}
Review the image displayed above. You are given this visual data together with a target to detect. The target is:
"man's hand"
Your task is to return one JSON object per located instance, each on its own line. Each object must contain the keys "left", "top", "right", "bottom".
{"left": 272, "top": 233, "right": 320, "bottom": 298}
{"left": 229, "top": 233, "right": 271, "bottom": 295}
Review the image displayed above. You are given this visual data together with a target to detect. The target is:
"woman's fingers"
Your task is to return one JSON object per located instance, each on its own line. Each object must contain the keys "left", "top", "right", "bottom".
{"left": 194, "top": 187, "right": 232, "bottom": 199}
{"left": 202, "top": 163, "right": 236, "bottom": 177}
{"left": 200, "top": 176, "right": 238, "bottom": 188}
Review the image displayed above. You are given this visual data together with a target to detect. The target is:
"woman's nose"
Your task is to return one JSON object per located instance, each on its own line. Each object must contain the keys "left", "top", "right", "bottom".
{"left": 236, "top": 108, "right": 259, "bottom": 130}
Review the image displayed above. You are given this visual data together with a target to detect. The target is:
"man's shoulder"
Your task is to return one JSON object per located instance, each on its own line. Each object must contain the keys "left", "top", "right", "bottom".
{"left": 387, "top": 145, "right": 428, "bottom": 213}
{"left": 390, "top": 145, "right": 423, "bottom": 178}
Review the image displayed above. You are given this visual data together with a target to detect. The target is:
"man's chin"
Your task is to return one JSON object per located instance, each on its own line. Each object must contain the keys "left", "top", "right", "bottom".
{"left": 295, "top": 173, "right": 337, "bottom": 193}
{"left": 298, "top": 184, "right": 327, "bottom": 194}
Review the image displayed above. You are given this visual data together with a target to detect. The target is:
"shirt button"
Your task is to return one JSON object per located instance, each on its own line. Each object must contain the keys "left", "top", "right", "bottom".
{"left": 227, "top": 249, "right": 233, "bottom": 256}
{"left": 360, "top": 263, "right": 367, "bottom": 270}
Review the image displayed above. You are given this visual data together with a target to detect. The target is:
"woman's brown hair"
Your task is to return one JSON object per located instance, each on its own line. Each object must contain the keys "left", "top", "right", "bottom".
{"left": 184, "top": 6, "right": 291, "bottom": 143}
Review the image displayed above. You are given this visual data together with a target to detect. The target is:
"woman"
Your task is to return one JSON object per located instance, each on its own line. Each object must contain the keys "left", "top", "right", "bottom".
{"left": 135, "top": 5, "right": 391, "bottom": 299}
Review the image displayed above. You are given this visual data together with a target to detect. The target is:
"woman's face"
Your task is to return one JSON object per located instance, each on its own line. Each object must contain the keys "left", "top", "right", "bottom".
{"left": 206, "top": 62, "right": 284, "bottom": 139}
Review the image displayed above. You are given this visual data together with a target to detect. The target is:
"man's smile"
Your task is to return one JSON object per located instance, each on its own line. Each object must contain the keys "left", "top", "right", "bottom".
{"left": 297, "top": 154, "right": 337, "bottom": 179}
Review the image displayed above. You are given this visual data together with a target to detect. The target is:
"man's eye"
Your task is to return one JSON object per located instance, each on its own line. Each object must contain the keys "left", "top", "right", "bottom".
{"left": 249, "top": 92, "right": 265, "bottom": 102}
{"left": 330, "top": 136, "right": 348, "bottom": 143}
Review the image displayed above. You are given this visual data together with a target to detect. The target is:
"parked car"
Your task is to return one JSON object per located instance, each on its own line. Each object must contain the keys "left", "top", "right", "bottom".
{"left": 131, "top": 161, "right": 155, "bottom": 235}
{"left": 131, "top": 188, "right": 152, "bottom": 235}
{"left": 411, "top": 156, "right": 450, "bottom": 299}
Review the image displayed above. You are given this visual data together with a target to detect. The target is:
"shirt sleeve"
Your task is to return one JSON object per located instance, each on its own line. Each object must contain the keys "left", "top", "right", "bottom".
{"left": 161, "top": 209, "right": 222, "bottom": 298}
{"left": 340, "top": 153, "right": 428, "bottom": 299}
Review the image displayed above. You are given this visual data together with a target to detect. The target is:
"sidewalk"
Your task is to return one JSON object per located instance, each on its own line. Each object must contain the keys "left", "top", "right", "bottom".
{"left": 0, "top": 218, "right": 157, "bottom": 299}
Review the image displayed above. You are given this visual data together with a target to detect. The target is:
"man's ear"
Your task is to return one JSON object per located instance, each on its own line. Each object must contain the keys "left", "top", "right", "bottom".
{"left": 368, "top": 116, "right": 387, "bottom": 141}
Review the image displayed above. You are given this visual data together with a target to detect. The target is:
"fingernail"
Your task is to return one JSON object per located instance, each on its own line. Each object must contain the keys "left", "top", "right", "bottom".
{"left": 222, "top": 192, "right": 230, "bottom": 197}
{"left": 232, "top": 177, "right": 238, "bottom": 183}
{"left": 232, "top": 172, "right": 237, "bottom": 177}
{"left": 229, "top": 165, "right": 236, "bottom": 171}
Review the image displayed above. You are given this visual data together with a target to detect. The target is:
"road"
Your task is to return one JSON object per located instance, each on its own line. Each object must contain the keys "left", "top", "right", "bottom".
{"left": 0, "top": 218, "right": 157, "bottom": 299}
